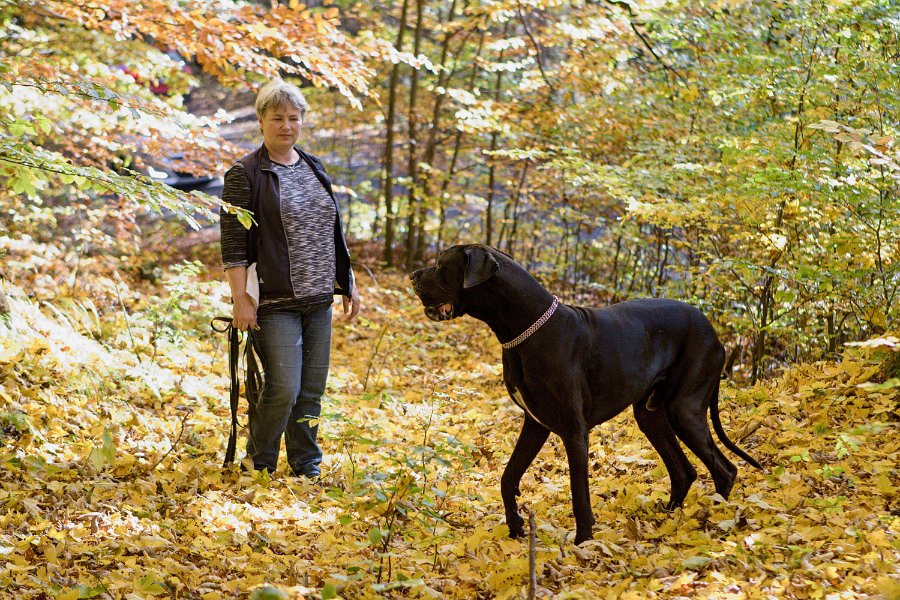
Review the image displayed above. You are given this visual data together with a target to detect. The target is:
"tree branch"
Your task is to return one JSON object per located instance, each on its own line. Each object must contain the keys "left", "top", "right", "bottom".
{"left": 603, "top": 0, "right": 687, "bottom": 86}
{"left": 516, "top": 2, "right": 556, "bottom": 98}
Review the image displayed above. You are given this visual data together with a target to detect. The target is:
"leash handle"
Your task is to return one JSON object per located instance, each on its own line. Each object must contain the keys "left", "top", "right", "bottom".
{"left": 210, "top": 316, "right": 233, "bottom": 333}
{"left": 211, "top": 317, "right": 264, "bottom": 467}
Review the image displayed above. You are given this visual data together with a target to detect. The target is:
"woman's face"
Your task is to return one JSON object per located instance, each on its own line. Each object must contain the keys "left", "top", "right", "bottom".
{"left": 259, "top": 104, "right": 303, "bottom": 156}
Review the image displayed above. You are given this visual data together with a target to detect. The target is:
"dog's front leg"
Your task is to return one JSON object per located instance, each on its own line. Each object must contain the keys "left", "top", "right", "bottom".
{"left": 562, "top": 431, "right": 593, "bottom": 544}
{"left": 501, "top": 417, "right": 550, "bottom": 538}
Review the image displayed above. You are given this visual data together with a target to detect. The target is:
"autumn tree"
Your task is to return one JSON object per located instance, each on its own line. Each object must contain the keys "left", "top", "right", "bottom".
{"left": 1, "top": 2, "right": 898, "bottom": 598}
{"left": 339, "top": 0, "right": 897, "bottom": 375}
{"left": 0, "top": 0, "right": 372, "bottom": 248}
{"left": 3, "top": 0, "right": 896, "bottom": 375}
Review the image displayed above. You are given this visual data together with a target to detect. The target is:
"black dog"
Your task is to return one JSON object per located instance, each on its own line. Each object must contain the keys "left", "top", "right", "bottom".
{"left": 410, "top": 244, "right": 761, "bottom": 544}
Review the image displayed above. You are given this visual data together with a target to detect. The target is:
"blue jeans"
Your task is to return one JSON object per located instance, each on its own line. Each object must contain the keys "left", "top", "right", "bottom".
{"left": 247, "top": 304, "right": 332, "bottom": 476}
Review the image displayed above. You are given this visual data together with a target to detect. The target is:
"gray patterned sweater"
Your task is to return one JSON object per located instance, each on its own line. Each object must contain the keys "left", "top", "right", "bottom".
{"left": 220, "top": 156, "right": 341, "bottom": 309}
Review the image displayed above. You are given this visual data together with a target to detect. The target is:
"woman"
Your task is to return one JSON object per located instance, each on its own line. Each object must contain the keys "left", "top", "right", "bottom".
{"left": 219, "top": 78, "right": 360, "bottom": 478}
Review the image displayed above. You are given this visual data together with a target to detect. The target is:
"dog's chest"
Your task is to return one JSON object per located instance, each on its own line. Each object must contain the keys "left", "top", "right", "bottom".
{"left": 510, "top": 388, "right": 550, "bottom": 429}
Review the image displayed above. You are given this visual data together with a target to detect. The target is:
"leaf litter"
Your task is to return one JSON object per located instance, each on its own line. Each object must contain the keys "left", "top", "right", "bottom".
{"left": 0, "top": 254, "right": 897, "bottom": 599}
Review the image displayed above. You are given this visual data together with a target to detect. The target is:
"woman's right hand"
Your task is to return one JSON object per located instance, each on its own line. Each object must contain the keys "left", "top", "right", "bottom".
{"left": 232, "top": 294, "right": 258, "bottom": 331}
{"left": 224, "top": 266, "right": 257, "bottom": 330}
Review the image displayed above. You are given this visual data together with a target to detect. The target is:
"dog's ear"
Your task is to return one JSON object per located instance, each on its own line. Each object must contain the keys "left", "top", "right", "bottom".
{"left": 463, "top": 246, "right": 499, "bottom": 288}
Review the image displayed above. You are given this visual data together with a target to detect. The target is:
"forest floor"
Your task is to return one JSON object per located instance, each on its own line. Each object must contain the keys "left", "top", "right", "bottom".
{"left": 0, "top": 228, "right": 897, "bottom": 599}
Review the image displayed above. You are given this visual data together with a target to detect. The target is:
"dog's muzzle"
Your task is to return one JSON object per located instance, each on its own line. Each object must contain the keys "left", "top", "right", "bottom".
{"left": 424, "top": 303, "right": 455, "bottom": 321}
{"left": 411, "top": 276, "right": 456, "bottom": 321}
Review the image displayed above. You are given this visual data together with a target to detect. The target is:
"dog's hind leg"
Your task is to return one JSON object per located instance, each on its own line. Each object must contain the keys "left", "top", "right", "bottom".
{"left": 634, "top": 395, "right": 697, "bottom": 509}
{"left": 501, "top": 417, "right": 550, "bottom": 539}
{"left": 667, "top": 378, "right": 738, "bottom": 500}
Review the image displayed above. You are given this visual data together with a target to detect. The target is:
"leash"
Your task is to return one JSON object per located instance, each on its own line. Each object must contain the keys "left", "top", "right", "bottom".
{"left": 211, "top": 317, "right": 264, "bottom": 467}
{"left": 501, "top": 296, "right": 560, "bottom": 350}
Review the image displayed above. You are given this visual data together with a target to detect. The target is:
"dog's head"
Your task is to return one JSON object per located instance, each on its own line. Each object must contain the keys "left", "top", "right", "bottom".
{"left": 409, "top": 244, "right": 499, "bottom": 321}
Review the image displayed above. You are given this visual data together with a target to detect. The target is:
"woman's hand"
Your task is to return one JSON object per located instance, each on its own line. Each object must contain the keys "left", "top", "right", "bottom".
{"left": 232, "top": 294, "right": 258, "bottom": 331}
{"left": 343, "top": 289, "right": 361, "bottom": 321}
{"left": 225, "top": 266, "right": 257, "bottom": 330}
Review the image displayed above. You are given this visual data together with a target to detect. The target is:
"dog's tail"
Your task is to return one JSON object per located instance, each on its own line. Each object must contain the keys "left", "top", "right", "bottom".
{"left": 710, "top": 380, "right": 762, "bottom": 469}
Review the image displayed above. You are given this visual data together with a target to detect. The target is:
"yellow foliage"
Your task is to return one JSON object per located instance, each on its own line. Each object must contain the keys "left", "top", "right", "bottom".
{"left": 0, "top": 263, "right": 897, "bottom": 599}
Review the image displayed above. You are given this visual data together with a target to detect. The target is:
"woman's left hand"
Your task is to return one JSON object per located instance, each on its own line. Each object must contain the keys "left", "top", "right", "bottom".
{"left": 343, "top": 289, "right": 361, "bottom": 321}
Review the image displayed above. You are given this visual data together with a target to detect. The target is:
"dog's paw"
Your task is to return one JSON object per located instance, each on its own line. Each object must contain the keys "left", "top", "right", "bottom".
{"left": 507, "top": 514, "right": 526, "bottom": 538}
{"left": 574, "top": 531, "right": 593, "bottom": 545}
{"left": 663, "top": 498, "right": 683, "bottom": 512}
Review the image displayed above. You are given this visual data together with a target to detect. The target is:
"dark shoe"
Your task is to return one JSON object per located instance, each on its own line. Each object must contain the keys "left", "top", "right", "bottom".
{"left": 293, "top": 467, "right": 321, "bottom": 481}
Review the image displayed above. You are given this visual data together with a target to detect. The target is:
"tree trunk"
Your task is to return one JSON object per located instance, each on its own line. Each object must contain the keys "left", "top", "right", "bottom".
{"left": 413, "top": 0, "right": 461, "bottom": 264}
{"left": 485, "top": 129, "right": 498, "bottom": 247}
{"left": 751, "top": 33, "right": 820, "bottom": 383}
{"left": 382, "top": 0, "right": 411, "bottom": 267}
{"left": 403, "top": 0, "right": 425, "bottom": 266}
{"left": 498, "top": 161, "right": 528, "bottom": 254}
{"left": 508, "top": 164, "right": 527, "bottom": 257}
{"left": 435, "top": 30, "right": 485, "bottom": 256}
{"left": 436, "top": 129, "right": 463, "bottom": 255}
{"left": 483, "top": 26, "right": 508, "bottom": 247}
{"left": 611, "top": 233, "right": 622, "bottom": 302}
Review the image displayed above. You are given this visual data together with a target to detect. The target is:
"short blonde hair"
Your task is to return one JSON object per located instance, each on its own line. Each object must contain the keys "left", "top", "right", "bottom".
{"left": 255, "top": 78, "right": 309, "bottom": 120}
